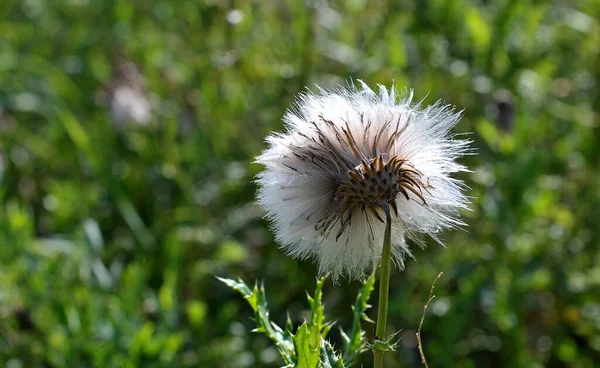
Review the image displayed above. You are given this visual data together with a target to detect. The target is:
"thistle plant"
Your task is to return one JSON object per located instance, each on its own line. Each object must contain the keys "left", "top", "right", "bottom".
{"left": 218, "top": 275, "right": 375, "bottom": 368}
{"left": 221, "top": 81, "right": 470, "bottom": 367}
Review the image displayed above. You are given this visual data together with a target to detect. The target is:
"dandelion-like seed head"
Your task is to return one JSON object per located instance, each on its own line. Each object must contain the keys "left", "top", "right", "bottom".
{"left": 256, "top": 81, "right": 470, "bottom": 281}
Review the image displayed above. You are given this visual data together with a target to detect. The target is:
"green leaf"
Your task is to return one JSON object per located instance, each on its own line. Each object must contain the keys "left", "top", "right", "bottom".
{"left": 371, "top": 329, "right": 402, "bottom": 353}
{"left": 293, "top": 322, "right": 320, "bottom": 368}
{"left": 322, "top": 321, "right": 336, "bottom": 340}
{"left": 216, "top": 277, "right": 253, "bottom": 301}
{"left": 320, "top": 340, "right": 345, "bottom": 368}
{"left": 308, "top": 275, "right": 328, "bottom": 348}
{"left": 371, "top": 337, "right": 399, "bottom": 352}
{"left": 343, "top": 273, "right": 375, "bottom": 366}
{"left": 286, "top": 312, "right": 294, "bottom": 333}
{"left": 218, "top": 277, "right": 295, "bottom": 364}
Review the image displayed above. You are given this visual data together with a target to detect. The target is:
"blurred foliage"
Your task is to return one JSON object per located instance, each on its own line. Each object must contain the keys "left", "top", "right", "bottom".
{"left": 0, "top": 0, "right": 599, "bottom": 367}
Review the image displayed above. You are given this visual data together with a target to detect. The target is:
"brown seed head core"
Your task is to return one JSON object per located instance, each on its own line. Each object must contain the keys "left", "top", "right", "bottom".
{"left": 301, "top": 116, "right": 431, "bottom": 241}
{"left": 334, "top": 155, "right": 427, "bottom": 232}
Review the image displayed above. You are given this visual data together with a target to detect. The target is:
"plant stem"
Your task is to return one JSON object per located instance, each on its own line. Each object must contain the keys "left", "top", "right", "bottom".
{"left": 374, "top": 203, "right": 393, "bottom": 368}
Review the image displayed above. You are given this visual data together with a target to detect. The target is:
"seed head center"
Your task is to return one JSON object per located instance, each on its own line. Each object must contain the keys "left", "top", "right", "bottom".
{"left": 334, "top": 155, "right": 427, "bottom": 222}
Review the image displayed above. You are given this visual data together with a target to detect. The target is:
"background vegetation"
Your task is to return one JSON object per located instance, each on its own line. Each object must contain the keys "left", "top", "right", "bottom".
{"left": 1, "top": 0, "right": 599, "bottom": 367}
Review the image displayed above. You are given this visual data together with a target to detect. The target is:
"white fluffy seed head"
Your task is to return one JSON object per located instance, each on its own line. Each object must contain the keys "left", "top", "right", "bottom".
{"left": 255, "top": 81, "right": 471, "bottom": 281}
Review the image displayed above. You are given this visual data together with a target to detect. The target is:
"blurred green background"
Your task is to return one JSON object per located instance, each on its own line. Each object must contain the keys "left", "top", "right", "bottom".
{"left": 1, "top": 0, "right": 599, "bottom": 367}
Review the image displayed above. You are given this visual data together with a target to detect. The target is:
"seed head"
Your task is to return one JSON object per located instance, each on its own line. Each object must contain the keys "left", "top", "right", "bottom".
{"left": 256, "top": 81, "right": 470, "bottom": 281}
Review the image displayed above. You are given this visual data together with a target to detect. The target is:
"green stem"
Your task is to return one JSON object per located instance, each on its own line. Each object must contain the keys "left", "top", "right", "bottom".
{"left": 374, "top": 203, "right": 393, "bottom": 368}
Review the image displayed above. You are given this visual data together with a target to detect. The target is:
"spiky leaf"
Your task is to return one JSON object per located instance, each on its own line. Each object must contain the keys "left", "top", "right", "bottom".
{"left": 308, "top": 275, "right": 328, "bottom": 348}
{"left": 320, "top": 340, "right": 345, "bottom": 368}
{"left": 216, "top": 277, "right": 253, "bottom": 303}
{"left": 218, "top": 277, "right": 294, "bottom": 364}
{"left": 342, "top": 273, "right": 375, "bottom": 366}
{"left": 293, "top": 322, "right": 320, "bottom": 368}
{"left": 370, "top": 329, "right": 402, "bottom": 353}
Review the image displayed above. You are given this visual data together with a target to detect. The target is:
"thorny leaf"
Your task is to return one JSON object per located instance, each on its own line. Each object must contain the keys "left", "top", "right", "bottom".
{"left": 294, "top": 322, "right": 320, "bottom": 368}
{"left": 220, "top": 276, "right": 375, "bottom": 367}
{"left": 342, "top": 273, "right": 375, "bottom": 366}
{"left": 370, "top": 329, "right": 403, "bottom": 353}
{"left": 308, "top": 275, "right": 328, "bottom": 348}
{"left": 320, "top": 340, "right": 345, "bottom": 368}
{"left": 218, "top": 277, "right": 295, "bottom": 364}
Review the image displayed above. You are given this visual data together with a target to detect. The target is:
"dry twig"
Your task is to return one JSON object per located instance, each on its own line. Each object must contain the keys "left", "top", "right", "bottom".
{"left": 416, "top": 272, "right": 443, "bottom": 368}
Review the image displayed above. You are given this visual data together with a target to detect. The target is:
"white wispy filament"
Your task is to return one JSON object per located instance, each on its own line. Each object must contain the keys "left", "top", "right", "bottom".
{"left": 256, "top": 81, "right": 470, "bottom": 281}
